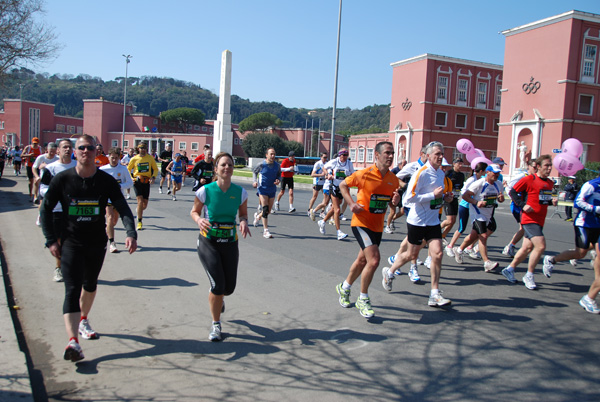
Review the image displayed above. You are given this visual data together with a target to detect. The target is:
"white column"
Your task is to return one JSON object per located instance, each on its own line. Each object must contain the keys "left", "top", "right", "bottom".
{"left": 213, "top": 50, "right": 233, "bottom": 156}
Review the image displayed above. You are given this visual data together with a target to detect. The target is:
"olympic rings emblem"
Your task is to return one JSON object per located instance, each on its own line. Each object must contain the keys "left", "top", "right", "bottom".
{"left": 522, "top": 77, "right": 541, "bottom": 94}
{"left": 402, "top": 98, "right": 412, "bottom": 111}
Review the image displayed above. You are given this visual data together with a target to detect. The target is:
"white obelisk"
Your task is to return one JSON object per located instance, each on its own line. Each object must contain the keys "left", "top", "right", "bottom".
{"left": 213, "top": 50, "right": 233, "bottom": 156}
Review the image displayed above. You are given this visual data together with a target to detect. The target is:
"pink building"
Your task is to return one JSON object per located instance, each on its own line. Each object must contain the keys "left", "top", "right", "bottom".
{"left": 498, "top": 10, "right": 600, "bottom": 178}
{"left": 350, "top": 54, "right": 502, "bottom": 169}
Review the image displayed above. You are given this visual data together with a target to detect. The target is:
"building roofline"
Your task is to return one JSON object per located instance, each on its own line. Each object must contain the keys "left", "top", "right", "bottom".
{"left": 501, "top": 10, "right": 600, "bottom": 37}
{"left": 83, "top": 98, "right": 124, "bottom": 106}
{"left": 3, "top": 98, "right": 57, "bottom": 107}
{"left": 390, "top": 53, "right": 503, "bottom": 70}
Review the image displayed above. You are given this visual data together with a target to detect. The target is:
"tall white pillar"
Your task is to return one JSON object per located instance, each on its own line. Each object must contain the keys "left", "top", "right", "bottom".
{"left": 213, "top": 50, "right": 233, "bottom": 156}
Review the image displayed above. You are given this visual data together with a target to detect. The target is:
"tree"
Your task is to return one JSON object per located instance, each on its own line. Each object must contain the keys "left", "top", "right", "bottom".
{"left": 241, "top": 132, "right": 304, "bottom": 158}
{"left": 160, "top": 107, "right": 205, "bottom": 133}
{"left": 0, "top": 0, "right": 60, "bottom": 84}
{"left": 238, "top": 112, "right": 282, "bottom": 133}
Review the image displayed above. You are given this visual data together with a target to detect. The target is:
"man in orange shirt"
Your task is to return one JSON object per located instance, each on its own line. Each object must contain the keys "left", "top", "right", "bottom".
{"left": 22, "top": 137, "right": 43, "bottom": 201}
{"left": 335, "top": 141, "right": 400, "bottom": 318}
{"left": 94, "top": 144, "right": 109, "bottom": 167}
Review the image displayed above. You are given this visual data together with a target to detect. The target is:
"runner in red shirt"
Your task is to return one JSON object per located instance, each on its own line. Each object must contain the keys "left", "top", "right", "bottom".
{"left": 501, "top": 154, "right": 556, "bottom": 289}
{"left": 275, "top": 151, "right": 296, "bottom": 213}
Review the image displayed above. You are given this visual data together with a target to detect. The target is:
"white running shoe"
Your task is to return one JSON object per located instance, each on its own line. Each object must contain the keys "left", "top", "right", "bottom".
{"left": 445, "top": 245, "right": 455, "bottom": 257}
{"left": 428, "top": 291, "right": 451, "bottom": 307}
{"left": 424, "top": 256, "right": 431, "bottom": 269}
{"left": 382, "top": 267, "right": 394, "bottom": 291}
{"left": 502, "top": 244, "right": 516, "bottom": 257}
{"left": 501, "top": 267, "right": 517, "bottom": 283}
{"left": 63, "top": 339, "right": 84, "bottom": 362}
{"left": 36, "top": 215, "right": 41, "bottom": 226}
{"left": 289, "top": 207, "right": 296, "bottom": 213}
{"left": 158, "top": 187, "right": 163, "bottom": 194}
{"left": 53, "top": 267, "right": 63, "bottom": 282}
{"left": 274, "top": 202, "right": 280, "bottom": 212}
{"left": 543, "top": 255, "right": 554, "bottom": 278}
{"left": 79, "top": 319, "right": 99, "bottom": 340}
{"left": 253, "top": 212, "right": 260, "bottom": 227}
{"left": 442, "top": 238, "right": 448, "bottom": 247}
{"left": 318, "top": 220, "right": 326, "bottom": 235}
{"left": 388, "top": 255, "right": 396, "bottom": 265}
{"left": 263, "top": 230, "right": 273, "bottom": 239}
{"left": 172, "top": 195, "right": 177, "bottom": 201}
{"left": 416, "top": 259, "right": 424, "bottom": 265}
{"left": 484, "top": 260, "right": 499, "bottom": 272}
{"left": 126, "top": 193, "right": 131, "bottom": 199}
{"left": 209, "top": 322, "right": 222, "bottom": 342}
{"left": 384, "top": 226, "right": 394, "bottom": 234}
{"left": 467, "top": 249, "right": 482, "bottom": 260}
{"left": 109, "top": 242, "right": 118, "bottom": 253}
{"left": 337, "top": 230, "right": 348, "bottom": 240}
{"left": 454, "top": 247, "right": 464, "bottom": 264}
{"left": 340, "top": 214, "right": 347, "bottom": 221}
{"left": 309, "top": 209, "right": 316, "bottom": 221}
{"left": 408, "top": 266, "right": 421, "bottom": 282}
{"left": 319, "top": 211, "right": 326, "bottom": 219}
{"left": 328, "top": 218, "right": 335, "bottom": 225}
{"left": 570, "top": 259, "right": 578, "bottom": 266}
{"left": 579, "top": 295, "right": 600, "bottom": 314}
{"left": 523, "top": 275, "right": 537, "bottom": 290}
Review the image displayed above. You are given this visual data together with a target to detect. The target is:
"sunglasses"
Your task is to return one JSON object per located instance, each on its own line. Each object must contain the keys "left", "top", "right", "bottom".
{"left": 338, "top": 152, "right": 348, "bottom": 156}
{"left": 77, "top": 145, "right": 95, "bottom": 151}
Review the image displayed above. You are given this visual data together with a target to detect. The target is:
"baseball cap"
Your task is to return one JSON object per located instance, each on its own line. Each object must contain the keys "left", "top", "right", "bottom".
{"left": 32, "top": 137, "right": 39, "bottom": 143}
{"left": 442, "top": 158, "right": 451, "bottom": 166}
{"left": 487, "top": 164, "right": 502, "bottom": 173}
{"left": 288, "top": 151, "right": 295, "bottom": 156}
{"left": 175, "top": 153, "right": 181, "bottom": 157}
{"left": 492, "top": 157, "right": 505, "bottom": 165}
{"left": 568, "top": 175, "right": 576, "bottom": 179}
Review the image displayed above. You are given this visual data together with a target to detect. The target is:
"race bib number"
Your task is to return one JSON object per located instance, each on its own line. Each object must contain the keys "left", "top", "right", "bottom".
{"left": 202, "top": 171, "right": 213, "bottom": 178}
{"left": 68, "top": 198, "right": 101, "bottom": 222}
{"left": 205, "top": 222, "right": 237, "bottom": 243}
{"left": 430, "top": 198, "right": 443, "bottom": 210}
{"left": 335, "top": 170, "right": 346, "bottom": 179}
{"left": 369, "top": 194, "right": 390, "bottom": 214}
{"left": 484, "top": 195, "right": 497, "bottom": 208}
{"left": 453, "top": 190, "right": 461, "bottom": 198}
{"left": 137, "top": 162, "right": 150, "bottom": 173}
{"left": 539, "top": 190, "right": 553, "bottom": 205}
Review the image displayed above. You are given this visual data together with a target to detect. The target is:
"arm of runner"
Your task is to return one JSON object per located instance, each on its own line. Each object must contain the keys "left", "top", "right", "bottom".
{"left": 339, "top": 180, "right": 363, "bottom": 214}
{"left": 574, "top": 182, "right": 598, "bottom": 214}
{"left": 238, "top": 199, "right": 251, "bottom": 238}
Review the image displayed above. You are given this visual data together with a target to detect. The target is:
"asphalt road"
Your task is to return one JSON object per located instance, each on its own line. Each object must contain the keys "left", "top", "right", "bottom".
{"left": 1, "top": 173, "right": 599, "bottom": 401}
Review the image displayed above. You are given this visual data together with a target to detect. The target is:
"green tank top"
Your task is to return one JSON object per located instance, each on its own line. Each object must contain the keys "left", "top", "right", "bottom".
{"left": 202, "top": 181, "right": 243, "bottom": 242}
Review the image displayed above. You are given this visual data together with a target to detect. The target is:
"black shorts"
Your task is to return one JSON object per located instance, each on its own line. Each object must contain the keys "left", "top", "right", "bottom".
{"left": 523, "top": 223, "right": 544, "bottom": 239}
{"left": 407, "top": 223, "right": 442, "bottom": 245}
{"left": 134, "top": 181, "right": 151, "bottom": 200}
{"left": 574, "top": 226, "right": 600, "bottom": 250}
{"left": 26, "top": 165, "right": 34, "bottom": 179}
{"left": 61, "top": 242, "right": 107, "bottom": 314}
{"left": 444, "top": 199, "right": 459, "bottom": 216}
{"left": 352, "top": 226, "right": 382, "bottom": 250}
{"left": 472, "top": 218, "right": 496, "bottom": 234}
{"left": 281, "top": 177, "right": 294, "bottom": 191}
{"left": 331, "top": 185, "right": 343, "bottom": 200}
{"left": 313, "top": 184, "right": 324, "bottom": 192}
{"left": 161, "top": 169, "right": 170, "bottom": 178}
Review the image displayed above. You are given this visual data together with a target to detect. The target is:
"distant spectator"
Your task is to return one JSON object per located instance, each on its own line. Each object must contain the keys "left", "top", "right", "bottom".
{"left": 564, "top": 176, "right": 578, "bottom": 221}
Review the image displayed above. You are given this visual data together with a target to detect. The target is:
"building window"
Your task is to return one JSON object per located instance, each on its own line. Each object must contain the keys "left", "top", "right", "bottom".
{"left": 457, "top": 79, "right": 468, "bottom": 104}
{"left": 583, "top": 44, "right": 596, "bottom": 81}
{"left": 111, "top": 140, "right": 118, "bottom": 147}
{"left": 349, "top": 148, "right": 357, "bottom": 161}
{"left": 234, "top": 138, "right": 239, "bottom": 145}
{"left": 77, "top": 126, "right": 83, "bottom": 134}
{"left": 191, "top": 142, "right": 199, "bottom": 151}
{"left": 179, "top": 142, "right": 186, "bottom": 150}
{"left": 29, "top": 108, "right": 40, "bottom": 139}
{"left": 0, "top": 121, "right": 3, "bottom": 129}
{"left": 477, "top": 82, "right": 487, "bottom": 107}
{"left": 123, "top": 140, "right": 129, "bottom": 148}
{"left": 153, "top": 119, "right": 158, "bottom": 124}
{"left": 474, "top": 116, "right": 486, "bottom": 131}
{"left": 56, "top": 124, "right": 65, "bottom": 132}
{"left": 202, "top": 126, "right": 208, "bottom": 132}
{"left": 455, "top": 114, "right": 467, "bottom": 129}
{"left": 495, "top": 85, "right": 502, "bottom": 109}
{"left": 452, "top": 148, "right": 462, "bottom": 162}
{"left": 366, "top": 148, "right": 374, "bottom": 163}
{"left": 437, "top": 76, "right": 448, "bottom": 103}
{"left": 68, "top": 125, "right": 75, "bottom": 134}
{"left": 194, "top": 125, "right": 201, "bottom": 130}
{"left": 578, "top": 94, "right": 594, "bottom": 115}
{"left": 357, "top": 147, "right": 365, "bottom": 162}
{"left": 239, "top": 138, "right": 243, "bottom": 144}
{"left": 435, "top": 111, "right": 447, "bottom": 127}
{"left": 493, "top": 118, "right": 499, "bottom": 132}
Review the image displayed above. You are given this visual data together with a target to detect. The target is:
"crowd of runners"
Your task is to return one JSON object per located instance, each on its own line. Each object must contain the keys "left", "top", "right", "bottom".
{"left": 5, "top": 136, "right": 600, "bottom": 361}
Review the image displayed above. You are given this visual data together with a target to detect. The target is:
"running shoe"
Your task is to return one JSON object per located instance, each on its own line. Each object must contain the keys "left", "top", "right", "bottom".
{"left": 408, "top": 266, "right": 421, "bottom": 283}
{"left": 309, "top": 209, "right": 316, "bottom": 221}
{"left": 319, "top": 211, "right": 326, "bottom": 219}
{"left": 53, "top": 267, "right": 63, "bottom": 282}
{"left": 388, "top": 255, "right": 396, "bottom": 265}
{"left": 340, "top": 214, "right": 347, "bottom": 221}
{"left": 445, "top": 245, "right": 455, "bottom": 257}
{"left": 328, "top": 218, "right": 335, "bottom": 225}
{"left": 209, "top": 322, "right": 222, "bottom": 342}
{"left": 137, "top": 221, "right": 143, "bottom": 230}
{"left": 390, "top": 222, "right": 396, "bottom": 231}
{"left": 502, "top": 244, "right": 516, "bottom": 257}
{"left": 172, "top": 195, "right": 177, "bottom": 201}
{"left": 424, "top": 256, "right": 431, "bottom": 269}
{"left": 274, "top": 202, "right": 280, "bottom": 211}
{"left": 467, "top": 249, "right": 482, "bottom": 260}
{"left": 109, "top": 242, "right": 118, "bottom": 253}
{"left": 384, "top": 226, "right": 394, "bottom": 234}
{"left": 336, "top": 283, "right": 351, "bottom": 308}
{"left": 34, "top": 197, "right": 40, "bottom": 205}
{"left": 579, "top": 295, "right": 600, "bottom": 314}
{"left": 543, "top": 255, "right": 554, "bottom": 278}
{"left": 453, "top": 247, "right": 464, "bottom": 264}
{"left": 523, "top": 275, "right": 537, "bottom": 290}
{"left": 126, "top": 193, "right": 131, "bottom": 199}
{"left": 167, "top": 189, "right": 172, "bottom": 195}
{"left": 79, "top": 319, "right": 99, "bottom": 340}
{"left": 63, "top": 339, "right": 84, "bottom": 362}
{"left": 253, "top": 212, "right": 260, "bottom": 227}
{"left": 355, "top": 297, "right": 374, "bottom": 318}
{"left": 263, "top": 230, "right": 273, "bottom": 239}
{"left": 289, "top": 207, "right": 296, "bottom": 213}
{"left": 501, "top": 267, "right": 517, "bottom": 283}
{"left": 382, "top": 267, "right": 394, "bottom": 291}
{"left": 484, "top": 260, "right": 499, "bottom": 272}
{"left": 570, "top": 259, "right": 578, "bottom": 266}
{"left": 318, "top": 219, "right": 326, "bottom": 235}
{"left": 442, "top": 238, "right": 448, "bottom": 247}
{"left": 428, "top": 291, "right": 451, "bottom": 307}
{"left": 416, "top": 259, "right": 424, "bottom": 265}
{"left": 35, "top": 215, "right": 41, "bottom": 226}
{"left": 337, "top": 230, "right": 348, "bottom": 240}
{"left": 159, "top": 187, "right": 163, "bottom": 194}
{"left": 591, "top": 250, "right": 597, "bottom": 267}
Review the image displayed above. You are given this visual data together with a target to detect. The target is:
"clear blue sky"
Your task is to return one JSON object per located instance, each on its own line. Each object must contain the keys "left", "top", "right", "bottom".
{"left": 39, "top": 0, "right": 600, "bottom": 110}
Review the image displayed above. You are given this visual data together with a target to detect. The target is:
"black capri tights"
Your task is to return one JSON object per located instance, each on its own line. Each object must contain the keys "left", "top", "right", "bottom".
{"left": 61, "top": 242, "right": 106, "bottom": 314}
{"left": 197, "top": 235, "right": 239, "bottom": 296}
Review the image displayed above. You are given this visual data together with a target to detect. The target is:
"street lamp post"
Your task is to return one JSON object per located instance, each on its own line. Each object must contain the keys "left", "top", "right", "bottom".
{"left": 308, "top": 110, "right": 317, "bottom": 157}
{"left": 330, "top": 0, "right": 342, "bottom": 159}
{"left": 19, "top": 83, "right": 25, "bottom": 146}
{"left": 122, "top": 54, "right": 132, "bottom": 149}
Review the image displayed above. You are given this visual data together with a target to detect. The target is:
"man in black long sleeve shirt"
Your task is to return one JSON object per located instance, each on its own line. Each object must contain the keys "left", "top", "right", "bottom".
{"left": 564, "top": 176, "right": 578, "bottom": 221}
{"left": 40, "top": 134, "right": 137, "bottom": 362}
